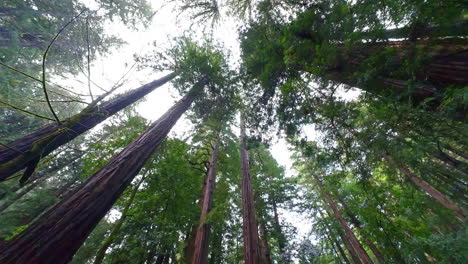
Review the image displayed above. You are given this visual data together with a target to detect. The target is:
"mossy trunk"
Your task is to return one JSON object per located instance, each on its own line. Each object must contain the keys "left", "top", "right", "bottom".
{"left": 0, "top": 72, "right": 177, "bottom": 181}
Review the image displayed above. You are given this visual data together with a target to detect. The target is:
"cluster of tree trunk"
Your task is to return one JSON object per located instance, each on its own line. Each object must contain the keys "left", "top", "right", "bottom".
{"left": 0, "top": 79, "right": 203, "bottom": 264}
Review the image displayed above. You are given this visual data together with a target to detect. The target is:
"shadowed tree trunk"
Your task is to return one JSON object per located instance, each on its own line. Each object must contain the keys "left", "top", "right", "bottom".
{"left": 384, "top": 155, "right": 466, "bottom": 220}
{"left": 324, "top": 228, "right": 351, "bottom": 264}
{"left": 336, "top": 196, "right": 385, "bottom": 263}
{"left": 316, "top": 177, "right": 374, "bottom": 264}
{"left": 93, "top": 171, "right": 148, "bottom": 264}
{"left": 272, "top": 202, "right": 288, "bottom": 262}
{"left": 239, "top": 114, "right": 261, "bottom": 264}
{"left": 0, "top": 81, "right": 204, "bottom": 264}
{"left": 189, "top": 137, "right": 220, "bottom": 264}
{"left": 0, "top": 72, "right": 177, "bottom": 182}
{"left": 258, "top": 221, "right": 272, "bottom": 264}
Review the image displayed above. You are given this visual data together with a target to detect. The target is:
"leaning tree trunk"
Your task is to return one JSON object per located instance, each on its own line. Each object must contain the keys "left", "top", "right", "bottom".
{"left": 190, "top": 137, "right": 220, "bottom": 264}
{"left": 239, "top": 114, "right": 261, "bottom": 264}
{"left": 0, "top": 72, "right": 177, "bottom": 182}
{"left": 93, "top": 171, "right": 147, "bottom": 264}
{"left": 337, "top": 196, "right": 385, "bottom": 263}
{"left": 384, "top": 155, "right": 466, "bottom": 220}
{"left": 316, "top": 177, "right": 374, "bottom": 264}
{"left": 0, "top": 81, "right": 204, "bottom": 264}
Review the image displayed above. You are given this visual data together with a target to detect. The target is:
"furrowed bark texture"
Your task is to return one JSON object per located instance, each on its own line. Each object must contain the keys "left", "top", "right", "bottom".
{"left": 93, "top": 172, "right": 147, "bottom": 264}
{"left": 239, "top": 115, "right": 261, "bottom": 264}
{"left": 190, "top": 138, "right": 220, "bottom": 264}
{"left": 0, "top": 72, "right": 177, "bottom": 181}
{"left": 384, "top": 155, "right": 466, "bottom": 220}
{"left": 0, "top": 82, "right": 201, "bottom": 264}
{"left": 317, "top": 178, "right": 374, "bottom": 264}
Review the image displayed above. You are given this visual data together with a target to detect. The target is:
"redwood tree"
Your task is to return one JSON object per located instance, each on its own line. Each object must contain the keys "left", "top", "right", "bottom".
{"left": 0, "top": 80, "right": 204, "bottom": 264}
{"left": 239, "top": 114, "right": 261, "bottom": 264}
{"left": 0, "top": 72, "right": 176, "bottom": 182}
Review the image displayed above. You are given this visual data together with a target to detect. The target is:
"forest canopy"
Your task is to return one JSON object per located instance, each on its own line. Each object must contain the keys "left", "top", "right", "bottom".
{"left": 0, "top": 0, "right": 467, "bottom": 263}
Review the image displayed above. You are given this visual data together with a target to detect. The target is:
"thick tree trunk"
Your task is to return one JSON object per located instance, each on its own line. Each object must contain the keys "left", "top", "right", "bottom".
{"left": 190, "top": 137, "right": 220, "bottom": 264}
{"left": 258, "top": 221, "right": 272, "bottom": 264}
{"left": 384, "top": 155, "right": 466, "bottom": 219}
{"left": 239, "top": 114, "right": 261, "bottom": 264}
{"left": 93, "top": 172, "right": 147, "bottom": 264}
{"left": 317, "top": 180, "right": 374, "bottom": 264}
{"left": 0, "top": 72, "right": 177, "bottom": 181}
{"left": 0, "top": 81, "right": 203, "bottom": 264}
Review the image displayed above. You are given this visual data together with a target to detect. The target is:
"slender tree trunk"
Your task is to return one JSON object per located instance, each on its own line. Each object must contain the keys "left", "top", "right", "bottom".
{"left": 272, "top": 202, "right": 288, "bottom": 262}
{"left": 93, "top": 172, "right": 147, "bottom": 264}
{"left": 239, "top": 114, "right": 261, "bottom": 264}
{"left": 337, "top": 197, "right": 385, "bottom": 263}
{"left": 317, "top": 178, "right": 374, "bottom": 264}
{"left": 336, "top": 227, "right": 362, "bottom": 264}
{"left": 384, "top": 155, "right": 466, "bottom": 219}
{"left": 0, "top": 81, "right": 203, "bottom": 264}
{"left": 258, "top": 221, "right": 272, "bottom": 264}
{"left": 0, "top": 72, "right": 177, "bottom": 181}
{"left": 190, "top": 137, "right": 220, "bottom": 264}
{"left": 334, "top": 239, "right": 351, "bottom": 264}
{"left": 324, "top": 228, "right": 351, "bottom": 264}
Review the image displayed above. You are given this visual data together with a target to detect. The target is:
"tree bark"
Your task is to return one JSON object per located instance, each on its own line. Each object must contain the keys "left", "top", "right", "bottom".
{"left": 93, "top": 172, "right": 147, "bottom": 264}
{"left": 0, "top": 81, "right": 203, "bottom": 264}
{"left": 0, "top": 72, "right": 177, "bottom": 181}
{"left": 336, "top": 227, "right": 362, "bottom": 264}
{"left": 317, "top": 178, "right": 374, "bottom": 264}
{"left": 239, "top": 114, "right": 261, "bottom": 264}
{"left": 337, "top": 196, "right": 385, "bottom": 264}
{"left": 190, "top": 137, "right": 220, "bottom": 264}
{"left": 384, "top": 155, "right": 466, "bottom": 220}
{"left": 258, "top": 221, "right": 272, "bottom": 264}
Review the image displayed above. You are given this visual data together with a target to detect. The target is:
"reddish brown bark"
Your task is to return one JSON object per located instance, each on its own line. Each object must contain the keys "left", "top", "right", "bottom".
{"left": 317, "top": 179, "right": 374, "bottom": 264}
{"left": 0, "top": 82, "right": 203, "bottom": 264}
{"left": 239, "top": 114, "right": 261, "bottom": 264}
{"left": 0, "top": 72, "right": 177, "bottom": 181}
{"left": 384, "top": 155, "right": 466, "bottom": 220}
{"left": 190, "top": 137, "right": 220, "bottom": 264}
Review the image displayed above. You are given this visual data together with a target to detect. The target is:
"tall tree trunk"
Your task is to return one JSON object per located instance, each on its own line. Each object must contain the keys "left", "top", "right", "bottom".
{"left": 258, "top": 221, "right": 272, "bottom": 264}
{"left": 336, "top": 227, "right": 362, "bottom": 264}
{"left": 324, "top": 228, "right": 351, "bottom": 264}
{"left": 0, "top": 72, "right": 177, "bottom": 181}
{"left": 316, "top": 178, "right": 374, "bottom": 264}
{"left": 239, "top": 114, "right": 261, "bottom": 264}
{"left": 0, "top": 81, "right": 204, "bottom": 264}
{"left": 272, "top": 202, "right": 288, "bottom": 262}
{"left": 93, "top": 172, "right": 147, "bottom": 264}
{"left": 190, "top": 137, "right": 220, "bottom": 264}
{"left": 336, "top": 196, "right": 385, "bottom": 264}
{"left": 384, "top": 155, "right": 466, "bottom": 219}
